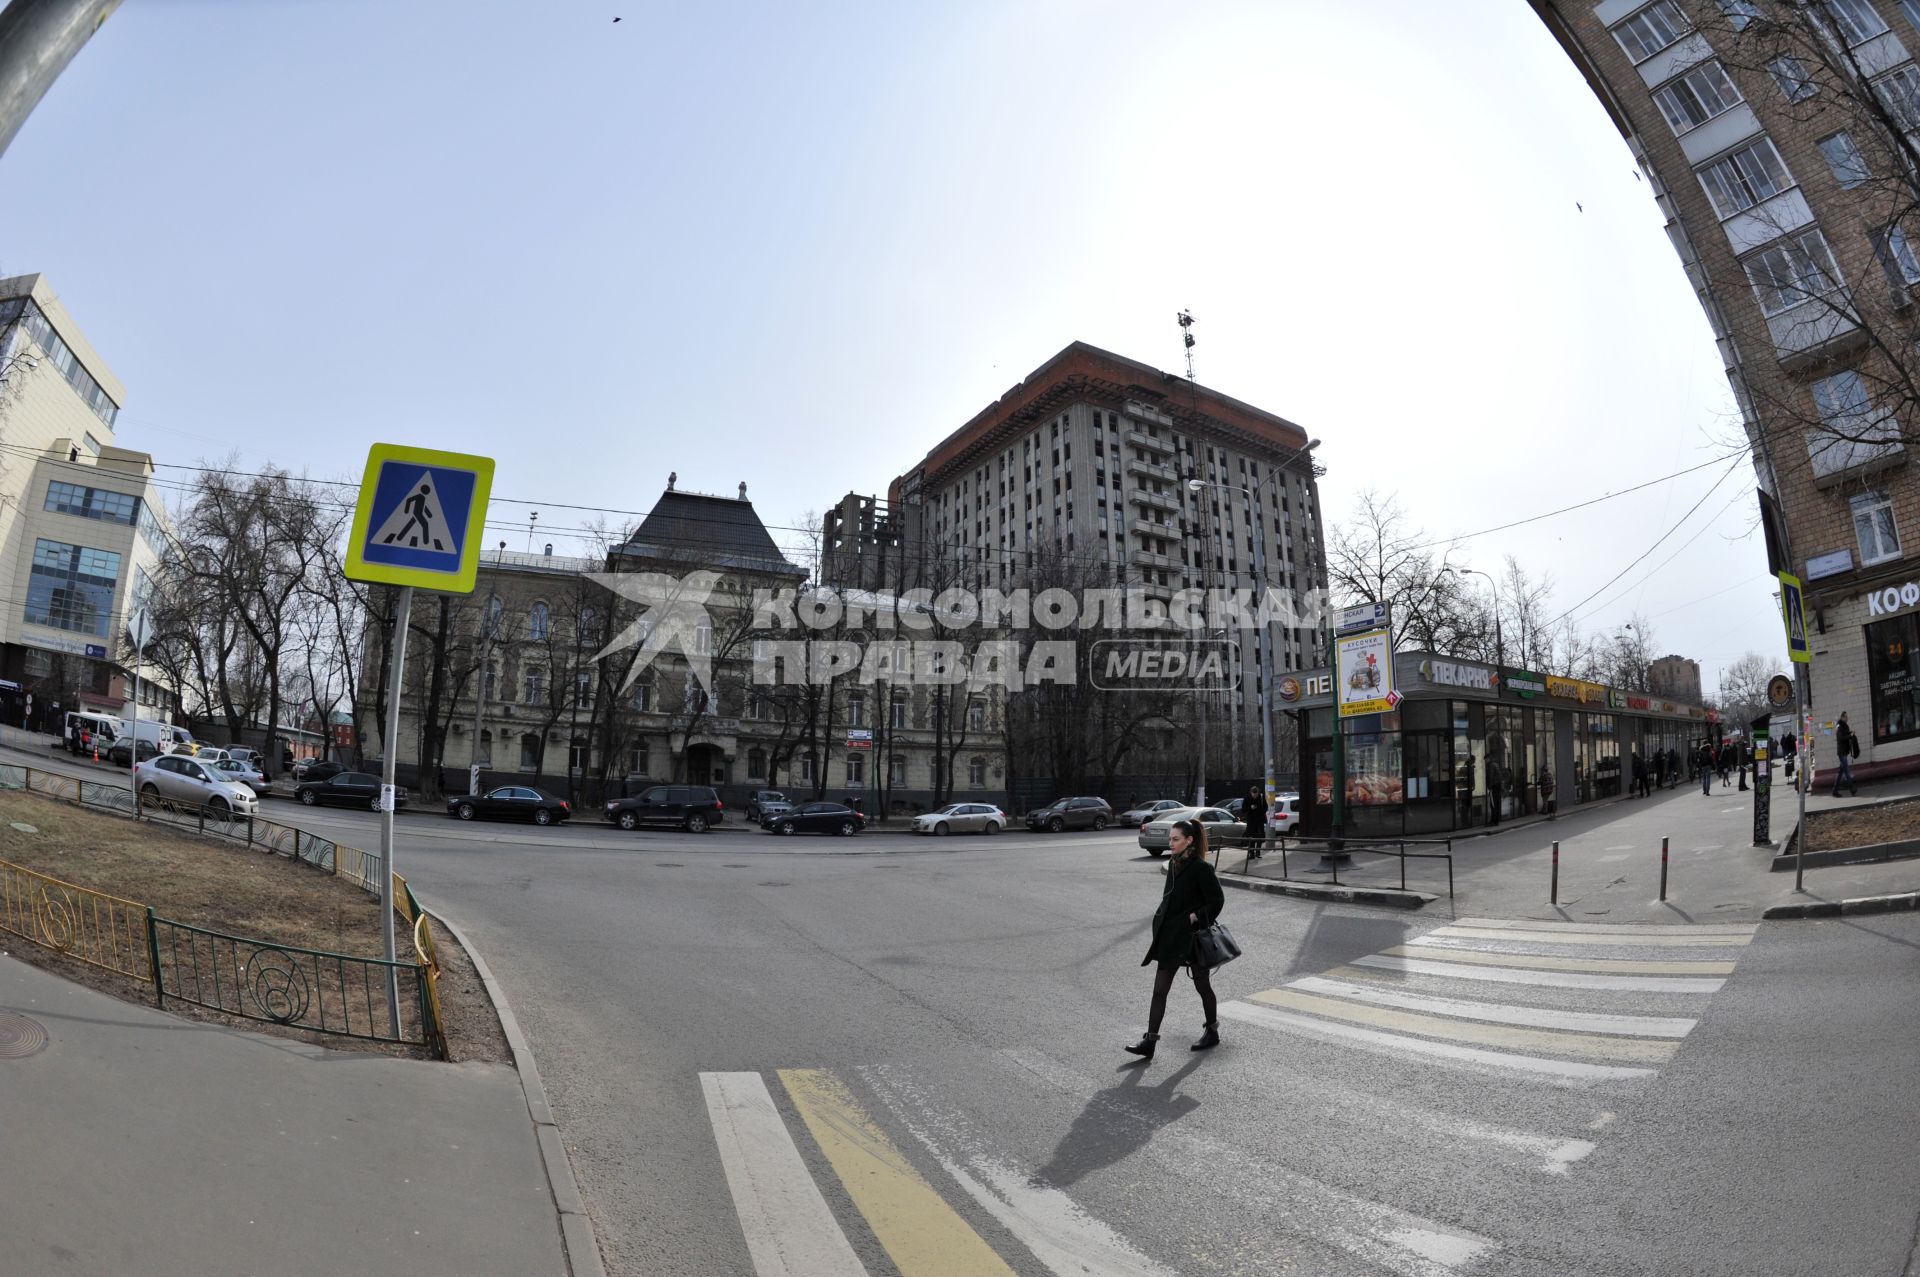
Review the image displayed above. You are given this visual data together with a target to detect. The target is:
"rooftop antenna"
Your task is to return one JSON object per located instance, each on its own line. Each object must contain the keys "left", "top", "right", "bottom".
{"left": 527, "top": 511, "right": 538, "bottom": 553}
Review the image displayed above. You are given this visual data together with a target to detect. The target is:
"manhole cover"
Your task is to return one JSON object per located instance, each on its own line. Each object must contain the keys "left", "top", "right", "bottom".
{"left": 0, "top": 1011, "right": 48, "bottom": 1058}
{"left": 8, "top": 822, "right": 36, "bottom": 834}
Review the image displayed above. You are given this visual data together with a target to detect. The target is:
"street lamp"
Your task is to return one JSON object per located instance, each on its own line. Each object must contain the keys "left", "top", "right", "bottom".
{"left": 1187, "top": 437, "right": 1321, "bottom": 816}
{"left": 1445, "top": 566, "right": 1504, "bottom": 686}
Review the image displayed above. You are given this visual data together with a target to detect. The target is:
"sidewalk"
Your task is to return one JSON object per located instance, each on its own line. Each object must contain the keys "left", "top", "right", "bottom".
{"left": 1229, "top": 770, "right": 1920, "bottom": 923}
{"left": 0, "top": 953, "right": 568, "bottom": 1276}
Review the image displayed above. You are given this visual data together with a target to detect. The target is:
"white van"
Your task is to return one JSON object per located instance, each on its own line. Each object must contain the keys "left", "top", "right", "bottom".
{"left": 128, "top": 719, "right": 195, "bottom": 755}
{"left": 63, "top": 711, "right": 122, "bottom": 756}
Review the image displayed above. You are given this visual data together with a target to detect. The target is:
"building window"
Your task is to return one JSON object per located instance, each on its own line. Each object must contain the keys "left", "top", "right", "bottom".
{"left": 629, "top": 741, "right": 648, "bottom": 775}
{"left": 1826, "top": 0, "right": 1890, "bottom": 44}
{"left": 846, "top": 692, "right": 865, "bottom": 727}
{"left": 1744, "top": 229, "right": 1840, "bottom": 315}
{"left": 968, "top": 756, "right": 987, "bottom": 787}
{"left": 569, "top": 735, "right": 589, "bottom": 772}
{"left": 847, "top": 752, "right": 865, "bottom": 785}
{"left": 1818, "top": 133, "right": 1870, "bottom": 188}
{"left": 1875, "top": 63, "right": 1920, "bottom": 131}
{"left": 1874, "top": 224, "right": 1920, "bottom": 286}
{"left": 1770, "top": 56, "right": 1818, "bottom": 103}
{"left": 1653, "top": 62, "right": 1743, "bottom": 135}
{"left": 1696, "top": 137, "right": 1792, "bottom": 219}
{"left": 891, "top": 695, "right": 909, "bottom": 729}
{"left": 1866, "top": 613, "right": 1920, "bottom": 742}
{"left": 747, "top": 748, "right": 767, "bottom": 779}
{"left": 1905, "top": 0, "right": 1920, "bottom": 30}
{"left": 800, "top": 751, "right": 816, "bottom": 782}
{"left": 528, "top": 602, "right": 550, "bottom": 641}
{"left": 578, "top": 606, "right": 598, "bottom": 648}
{"left": 524, "top": 670, "right": 545, "bottom": 705}
{"left": 520, "top": 733, "right": 541, "bottom": 769}
{"left": 631, "top": 679, "right": 653, "bottom": 712}
{"left": 44, "top": 482, "right": 137, "bottom": 525}
{"left": 1719, "top": 0, "right": 1761, "bottom": 27}
{"left": 968, "top": 700, "right": 986, "bottom": 732}
{"left": 693, "top": 621, "right": 713, "bottom": 655}
{"left": 25, "top": 539, "right": 119, "bottom": 635}
{"left": 477, "top": 729, "right": 493, "bottom": 765}
{"left": 1612, "top": 1, "right": 1690, "bottom": 61}
{"left": 1809, "top": 368, "right": 1902, "bottom": 476}
{"left": 484, "top": 596, "right": 504, "bottom": 639}
{"left": 889, "top": 754, "right": 907, "bottom": 785}
{"left": 1852, "top": 491, "right": 1903, "bottom": 565}
{"left": 482, "top": 662, "right": 497, "bottom": 701}
{"left": 575, "top": 671, "right": 593, "bottom": 707}
{"left": 12, "top": 300, "right": 118, "bottom": 427}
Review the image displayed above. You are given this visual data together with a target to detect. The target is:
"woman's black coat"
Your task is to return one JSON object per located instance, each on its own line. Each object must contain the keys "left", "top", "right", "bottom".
{"left": 1142, "top": 853, "right": 1225, "bottom": 966}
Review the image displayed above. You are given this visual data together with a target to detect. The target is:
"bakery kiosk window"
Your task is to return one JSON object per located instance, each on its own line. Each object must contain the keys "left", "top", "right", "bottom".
{"left": 1866, "top": 613, "right": 1920, "bottom": 743}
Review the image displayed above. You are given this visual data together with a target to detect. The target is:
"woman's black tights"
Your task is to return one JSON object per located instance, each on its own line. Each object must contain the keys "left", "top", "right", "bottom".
{"left": 1147, "top": 962, "right": 1216, "bottom": 1036}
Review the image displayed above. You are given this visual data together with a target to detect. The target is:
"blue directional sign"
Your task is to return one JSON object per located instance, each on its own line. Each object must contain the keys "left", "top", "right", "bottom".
{"left": 343, "top": 444, "right": 495, "bottom": 592}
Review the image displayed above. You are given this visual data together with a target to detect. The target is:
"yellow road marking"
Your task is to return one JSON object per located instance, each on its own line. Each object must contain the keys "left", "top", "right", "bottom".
{"left": 1429, "top": 926, "right": 1752, "bottom": 949}
{"left": 1248, "top": 989, "right": 1679, "bottom": 1062}
{"left": 778, "top": 1068, "right": 1017, "bottom": 1277}
{"left": 1382, "top": 945, "right": 1735, "bottom": 975}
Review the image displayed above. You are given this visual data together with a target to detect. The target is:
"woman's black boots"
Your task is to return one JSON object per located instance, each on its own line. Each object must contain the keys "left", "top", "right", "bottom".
{"left": 1190, "top": 1023, "right": 1220, "bottom": 1051}
{"left": 1123, "top": 1033, "right": 1158, "bottom": 1059}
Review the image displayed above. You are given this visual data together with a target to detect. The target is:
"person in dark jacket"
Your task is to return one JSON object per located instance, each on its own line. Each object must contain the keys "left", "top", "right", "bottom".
{"left": 1698, "top": 742, "right": 1715, "bottom": 796}
{"left": 1126, "top": 818, "right": 1226, "bottom": 1060}
{"left": 1244, "top": 785, "right": 1268, "bottom": 858}
{"left": 1834, "top": 712, "right": 1861, "bottom": 797}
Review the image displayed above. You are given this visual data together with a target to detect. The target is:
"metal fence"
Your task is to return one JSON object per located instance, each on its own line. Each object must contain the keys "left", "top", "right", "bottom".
{"left": 0, "top": 859, "right": 151, "bottom": 982}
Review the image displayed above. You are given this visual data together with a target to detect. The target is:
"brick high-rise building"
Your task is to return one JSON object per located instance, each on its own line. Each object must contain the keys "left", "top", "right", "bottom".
{"left": 1648, "top": 653, "right": 1705, "bottom": 703}
{"left": 1535, "top": 1, "right": 1920, "bottom": 778}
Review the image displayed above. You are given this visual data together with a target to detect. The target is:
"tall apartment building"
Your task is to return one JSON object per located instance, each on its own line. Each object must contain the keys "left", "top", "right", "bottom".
{"left": 0, "top": 274, "right": 176, "bottom": 730}
{"left": 1648, "top": 652, "right": 1705, "bottom": 702}
{"left": 869, "top": 341, "right": 1328, "bottom": 758}
{"left": 1535, "top": 1, "right": 1920, "bottom": 778}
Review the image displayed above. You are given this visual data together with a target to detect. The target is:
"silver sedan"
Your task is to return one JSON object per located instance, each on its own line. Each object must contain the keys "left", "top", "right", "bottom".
{"left": 910, "top": 803, "right": 1008, "bottom": 835}
{"left": 1136, "top": 806, "right": 1242, "bottom": 856}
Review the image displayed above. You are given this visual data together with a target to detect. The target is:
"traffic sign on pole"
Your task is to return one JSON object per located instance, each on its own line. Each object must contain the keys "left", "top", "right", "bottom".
{"left": 344, "top": 443, "right": 495, "bottom": 593}
{"left": 1778, "top": 571, "right": 1810, "bottom": 665}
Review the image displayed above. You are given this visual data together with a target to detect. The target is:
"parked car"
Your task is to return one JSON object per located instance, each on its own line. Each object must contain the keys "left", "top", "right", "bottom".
{"left": 744, "top": 789, "right": 791, "bottom": 822}
{"left": 134, "top": 754, "right": 260, "bottom": 819}
{"left": 294, "top": 760, "right": 344, "bottom": 784}
{"left": 1024, "top": 796, "right": 1113, "bottom": 832}
{"left": 295, "top": 771, "right": 410, "bottom": 811}
{"left": 224, "top": 746, "right": 270, "bottom": 779}
{"left": 1268, "top": 794, "right": 1300, "bottom": 836}
{"left": 763, "top": 801, "right": 865, "bottom": 836}
{"left": 447, "top": 786, "right": 572, "bottom": 826}
{"left": 105, "top": 738, "right": 164, "bottom": 767}
{"left": 604, "top": 784, "right": 723, "bottom": 832}
{"left": 910, "top": 803, "right": 1007, "bottom": 835}
{"left": 210, "top": 757, "right": 271, "bottom": 798}
{"left": 1118, "top": 799, "right": 1185, "bottom": 826}
{"left": 1137, "top": 805, "right": 1241, "bottom": 856}
{"left": 192, "top": 747, "right": 232, "bottom": 766}
{"left": 64, "top": 711, "right": 121, "bottom": 757}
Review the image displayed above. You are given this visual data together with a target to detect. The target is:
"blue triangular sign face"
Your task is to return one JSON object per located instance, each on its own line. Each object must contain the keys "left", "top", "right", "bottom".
{"left": 372, "top": 472, "right": 455, "bottom": 552}
{"left": 359, "top": 462, "right": 479, "bottom": 573}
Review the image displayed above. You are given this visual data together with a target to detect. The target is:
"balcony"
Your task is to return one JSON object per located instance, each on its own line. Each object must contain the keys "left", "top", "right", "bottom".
{"left": 1127, "top": 456, "right": 1177, "bottom": 483}
{"left": 1807, "top": 424, "right": 1906, "bottom": 488}
{"left": 1126, "top": 429, "right": 1174, "bottom": 456}
{"left": 1130, "top": 547, "right": 1178, "bottom": 571}
{"left": 1130, "top": 516, "right": 1179, "bottom": 539}
{"left": 1767, "top": 300, "right": 1867, "bottom": 372}
{"left": 1127, "top": 488, "right": 1182, "bottom": 515}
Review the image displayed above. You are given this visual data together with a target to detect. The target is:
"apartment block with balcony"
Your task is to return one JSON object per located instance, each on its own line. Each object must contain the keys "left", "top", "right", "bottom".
{"left": 1535, "top": 0, "right": 1920, "bottom": 780}
{"left": 0, "top": 274, "right": 177, "bottom": 730}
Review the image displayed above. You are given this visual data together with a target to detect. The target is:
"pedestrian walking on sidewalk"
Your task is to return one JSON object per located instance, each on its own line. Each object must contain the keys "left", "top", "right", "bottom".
{"left": 1244, "top": 785, "right": 1267, "bottom": 858}
{"left": 1631, "top": 752, "right": 1647, "bottom": 799}
{"left": 1126, "top": 818, "right": 1225, "bottom": 1060}
{"left": 1698, "top": 742, "right": 1715, "bottom": 796}
{"left": 1833, "top": 712, "right": 1861, "bottom": 797}
{"left": 1668, "top": 747, "right": 1680, "bottom": 790}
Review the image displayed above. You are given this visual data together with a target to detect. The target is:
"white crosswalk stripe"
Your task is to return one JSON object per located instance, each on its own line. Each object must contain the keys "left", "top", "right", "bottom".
{"left": 1226, "top": 917, "right": 1755, "bottom": 1085}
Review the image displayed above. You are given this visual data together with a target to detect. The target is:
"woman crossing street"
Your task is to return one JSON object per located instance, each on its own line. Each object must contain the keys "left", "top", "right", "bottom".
{"left": 1125, "top": 818, "right": 1226, "bottom": 1060}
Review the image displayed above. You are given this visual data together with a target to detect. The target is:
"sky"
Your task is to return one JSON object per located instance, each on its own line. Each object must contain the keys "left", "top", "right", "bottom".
{"left": 1, "top": 0, "right": 1786, "bottom": 694}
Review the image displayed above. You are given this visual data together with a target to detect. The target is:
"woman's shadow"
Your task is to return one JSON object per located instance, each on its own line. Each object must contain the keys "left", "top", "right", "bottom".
{"left": 1032, "top": 1053, "right": 1205, "bottom": 1189}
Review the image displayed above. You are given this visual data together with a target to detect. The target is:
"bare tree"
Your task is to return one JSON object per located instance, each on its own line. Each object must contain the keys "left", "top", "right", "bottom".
{"left": 1718, "top": 650, "right": 1778, "bottom": 728}
{"left": 1328, "top": 490, "right": 1474, "bottom": 652}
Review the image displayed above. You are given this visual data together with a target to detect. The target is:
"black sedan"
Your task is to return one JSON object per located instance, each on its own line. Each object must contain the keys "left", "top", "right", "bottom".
{"left": 295, "top": 771, "right": 411, "bottom": 811}
{"left": 762, "top": 801, "right": 866, "bottom": 836}
{"left": 446, "top": 786, "right": 571, "bottom": 826}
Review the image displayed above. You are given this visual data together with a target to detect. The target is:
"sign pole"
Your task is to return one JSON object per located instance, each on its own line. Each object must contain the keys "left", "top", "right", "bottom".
{"left": 379, "top": 585, "right": 413, "bottom": 1036}
{"left": 1794, "top": 668, "right": 1809, "bottom": 892}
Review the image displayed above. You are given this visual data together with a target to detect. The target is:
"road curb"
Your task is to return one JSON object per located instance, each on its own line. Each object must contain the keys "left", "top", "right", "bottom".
{"left": 1199, "top": 868, "right": 1434, "bottom": 910}
{"left": 424, "top": 905, "right": 606, "bottom": 1277}
{"left": 1762, "top": 890, "right": 1920, "bottom": 920}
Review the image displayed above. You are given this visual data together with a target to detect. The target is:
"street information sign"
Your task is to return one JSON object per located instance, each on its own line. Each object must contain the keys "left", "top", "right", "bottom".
{"left": 1778, "top": 571, "right": 1809, "bottom": 665}
{"left": 344, "top": 443, "right": 496, "bottom": 593}
{"left": 1334, "top": 601, "right": 1388, "bottom": 636}
{"left": 1336, "top": 627, "right": 1395, "bottom": 718}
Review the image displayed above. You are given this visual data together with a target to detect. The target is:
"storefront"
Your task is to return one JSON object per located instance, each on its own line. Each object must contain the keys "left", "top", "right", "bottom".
{"left": 1290, "top": 651, "right": 1712, "bottom": 838}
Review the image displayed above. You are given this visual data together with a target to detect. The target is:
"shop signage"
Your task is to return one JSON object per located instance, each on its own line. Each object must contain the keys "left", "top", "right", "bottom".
{"left": 1546, "top": 675, "right": 1605, "bottom": 704}
{"left": 1805, "top": 549, "right": 1853, "bottom": 581}
{"left": 1608, "top": 690, "right": 1627, "bottom": 709}
{"left": 1336, "top": 627, "right": 1395, "bottom": 718}
{"left": 1627, "top": 695, "right": 1650, "bottom": 711}
{"left": 1863, "top": 578, "right": 1920, "bottom": 619}
{"left": 1418, "top": 658, "right": 1498, "bottom": 691}
{"left": 1503, "top": 669, "right": 1547, "bottom": 698}
{"left": 1275, "top": 672, "right": 1333, "bottom": 703}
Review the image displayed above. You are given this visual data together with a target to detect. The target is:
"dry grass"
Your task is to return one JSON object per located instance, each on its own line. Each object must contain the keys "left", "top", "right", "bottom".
{"left": 1804, "top": 797, "right": 1920, "bottom": 852}
{"left": 0, "top": 789, "right": 507, "bottom": 1062}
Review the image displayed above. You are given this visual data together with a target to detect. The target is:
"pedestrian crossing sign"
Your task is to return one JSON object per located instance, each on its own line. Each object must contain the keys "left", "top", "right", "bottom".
{"left": 1778, "top": 571, "right": 1810, "bottom": 665}
{"left": 344, "top": 443, "right": 495, "bottom": 592}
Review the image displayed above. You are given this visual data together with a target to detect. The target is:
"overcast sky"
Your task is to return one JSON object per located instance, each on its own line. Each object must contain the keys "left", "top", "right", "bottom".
{"left": 2, "top": 0, "right": 1786, "bottom": 693}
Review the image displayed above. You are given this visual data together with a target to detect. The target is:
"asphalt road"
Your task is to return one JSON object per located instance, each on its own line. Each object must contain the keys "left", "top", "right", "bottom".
{"left": 14, "top": 743, "right": 1920, "bottom": 1276}
{"left": 265, "top": 799, "right": 1920, "bottom": 1277}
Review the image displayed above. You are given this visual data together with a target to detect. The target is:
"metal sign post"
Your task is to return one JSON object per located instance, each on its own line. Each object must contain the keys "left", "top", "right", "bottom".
{"left": 127, "top": 607, "right": 149, "bottom": 819}
{"left": 343, "top": 443, "right": 495, "bottom": 1036}
{"left": 1779, "top": 573, "right": 1812, "bottom": 892}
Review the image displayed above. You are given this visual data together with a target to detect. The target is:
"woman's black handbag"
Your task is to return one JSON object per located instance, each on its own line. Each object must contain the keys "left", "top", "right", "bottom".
{"left": 1190, "top": 920, "right": 1241, "bottom": 970}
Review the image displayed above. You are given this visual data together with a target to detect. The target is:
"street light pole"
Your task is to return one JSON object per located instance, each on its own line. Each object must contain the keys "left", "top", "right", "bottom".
{"left": 0, "top": 0, "right": 121, "bottom": 161}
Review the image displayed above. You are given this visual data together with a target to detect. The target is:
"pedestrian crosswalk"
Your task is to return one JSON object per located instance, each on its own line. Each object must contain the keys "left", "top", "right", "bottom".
{"left": 1221, "top": 916, "right": 1755, "bottom": 1086}
{"left": 696, "top": 916, "right": 1759, "bottom": 1276}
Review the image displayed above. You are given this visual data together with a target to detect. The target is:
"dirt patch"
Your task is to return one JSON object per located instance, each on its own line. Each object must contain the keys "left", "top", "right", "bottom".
{"left": 1803, "top": 797, "right": 1920, "bottom": 852}
{"left": 0, "top": 789, "right": 507, "bottom": 1063}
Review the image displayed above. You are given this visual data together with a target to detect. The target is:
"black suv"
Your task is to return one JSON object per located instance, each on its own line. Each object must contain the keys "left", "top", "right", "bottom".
{"left": 1025, "top": 796, "right": 1113, "bottom": 832}
{"left": 604, "top": 784, "right": 724, "bottom": 832}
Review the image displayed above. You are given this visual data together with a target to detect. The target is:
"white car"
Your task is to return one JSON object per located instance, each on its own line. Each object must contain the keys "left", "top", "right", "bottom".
{"left": 135, "top": 754, "right": 259, "bottom": 818}
{"left": 1118, "top": 799, "right": 1185, "bottom": 825}
{"left": 910, "top": 803, "right": 1008, "bottom": 835}
{"left": 1268, "top": 794, "right": 1300, "bottom": 835}
{"left": 211, "top": 757, "right": 271, "bottom": 799}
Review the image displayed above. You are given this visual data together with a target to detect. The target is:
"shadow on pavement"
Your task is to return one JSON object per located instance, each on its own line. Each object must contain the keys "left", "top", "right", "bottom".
{"left": 1032, "top": 1054, "right": 1203, "bottom": 1188}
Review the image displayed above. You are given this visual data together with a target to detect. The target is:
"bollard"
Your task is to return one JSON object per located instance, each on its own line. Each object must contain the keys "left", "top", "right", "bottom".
{"left": 1660, "top": 835, "right": 1669, "bottom": 902}
{"left": 1551, "top": 840, "right": 1559, "bottom": 905}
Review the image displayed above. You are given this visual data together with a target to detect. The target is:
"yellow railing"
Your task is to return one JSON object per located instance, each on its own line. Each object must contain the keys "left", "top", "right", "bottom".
{"left": 0, "top": 858, "right": 151, "bottom": 982}
{"left": 393, "top": 874, "right": 448, "bottom": 1059}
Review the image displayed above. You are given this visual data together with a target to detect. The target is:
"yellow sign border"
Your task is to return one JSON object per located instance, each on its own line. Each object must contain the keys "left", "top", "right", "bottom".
{"left": 342, "top": 443, "right": 496, "bottom": 593}
{"left": 1778, "top": 570, "right": 1810, "bottom": 665}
